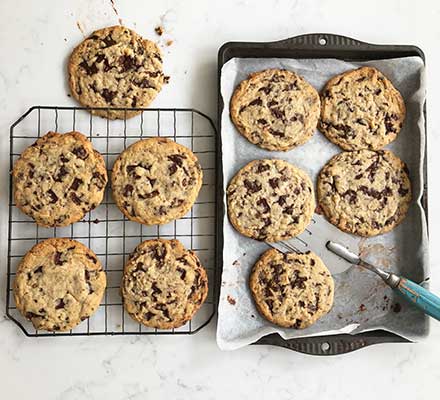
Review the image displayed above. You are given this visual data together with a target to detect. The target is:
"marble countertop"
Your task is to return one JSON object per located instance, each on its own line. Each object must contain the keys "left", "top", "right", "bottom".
{"left": 0, "top": 0, "right": 439, "bottom": 398}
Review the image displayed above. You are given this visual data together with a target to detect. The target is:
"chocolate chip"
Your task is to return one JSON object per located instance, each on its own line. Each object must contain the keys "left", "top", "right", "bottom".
{"left": 25, "top": 312, "right": 41, "bottom": 319}
{"left": 47, "top": 189, "right": 58, "bottom": 204}
{"left": 298, "top": 300, "right": 305, "bottom": 308}
{"left": 72, "top": 146, "right": 88, "bottom": 160}
{"left": 119, "top": 55, "right": 137, "bottom": 72}
{"left": 86, "top": 253, "right": 98, "bottom": 263}
{"left": 257, "top": 118, "right": 268, "bottom": 125}
{"left": 70, "top": 177, "right": 83, "bottom": 191}
{"left": 342, "top": 189, "right": 357, "bottom": 204}
{"left": 151, "top": 283, "right": 162, "bottom": 294}
{"left": 256, "top": 198, "right": 270, "bottom": 213}
{"left": 292, "top": 319, "right": 302, "bottom": 329}
{"left": 144, "top": 312, "right": 155, "bottom": 320}
{"left": 35, "top": 266, "right": 43, "bottom": 274}
{"left": 131, "top": 97, "right": 137, "bottom": 108}
{"left": 398, "top": 186, "right": 409, "bottom": 196}
{"left": 123, "top": 184, "right": 134, "bottom": 197}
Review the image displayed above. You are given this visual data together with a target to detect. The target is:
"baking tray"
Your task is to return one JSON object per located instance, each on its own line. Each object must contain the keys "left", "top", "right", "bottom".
{"left": 7, "top": 106, "right": 218, "bottom": 336}
{"left": 217, "top": 33, "right": 427, "bottom": 355}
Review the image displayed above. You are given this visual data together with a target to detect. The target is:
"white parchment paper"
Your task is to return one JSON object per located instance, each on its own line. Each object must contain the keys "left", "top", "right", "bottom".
{"left": 217, "top": 57, "right": 428, "bottom": 351}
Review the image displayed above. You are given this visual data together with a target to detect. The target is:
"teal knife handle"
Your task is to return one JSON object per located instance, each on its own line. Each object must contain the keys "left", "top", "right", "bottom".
{"left": 395, "top": 278, "right": 440, "bottom": 321}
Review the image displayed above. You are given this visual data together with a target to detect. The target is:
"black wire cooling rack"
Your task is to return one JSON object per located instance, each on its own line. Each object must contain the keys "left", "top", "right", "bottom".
{"left": 7, "top": 106, "right": 219, "bottom": 337}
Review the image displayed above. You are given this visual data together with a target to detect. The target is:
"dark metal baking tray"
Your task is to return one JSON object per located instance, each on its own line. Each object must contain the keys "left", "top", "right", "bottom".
{"left": 217, "top": 33, "right": 427, "bottom": 355}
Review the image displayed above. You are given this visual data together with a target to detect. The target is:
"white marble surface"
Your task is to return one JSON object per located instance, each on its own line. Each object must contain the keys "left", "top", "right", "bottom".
{"left": 0, "top": 0, "right": 439, "bottom": 398}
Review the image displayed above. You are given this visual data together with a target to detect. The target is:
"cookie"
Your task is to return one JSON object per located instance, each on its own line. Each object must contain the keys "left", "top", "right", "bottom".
{"left": 250, "top": 248, "right": 334, "bottom": 329}
{"left": 227, "top": 159, "right": 315, "bottom": 242}
{"left": 13, "top": 131, "right": 108, "bottom": 227}
{"left": 121, "top": 239, "right": 208, "bottom": 329}
{"left": 13, "top": 238, "right": 106, "bottom": 332}
{"left": 68, "top": 25, "right": 165, "bottom": 119}
{"left": 317, "top": 149, "right": 412, "bottom": 236}
{"left": 319, "top": 67, "right": 406, "bottom": 150}
{"left": 230, "top": 69, "right": 320, "bottom": 151}
{"left": 111, "top": 137, "right": 203, "bottom": 225}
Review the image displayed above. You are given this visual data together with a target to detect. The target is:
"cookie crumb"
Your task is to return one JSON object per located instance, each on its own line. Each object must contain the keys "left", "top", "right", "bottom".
{"left": 391, "top": 303, "right": 402, "bottom": 313}
{"left": 251, "top": 314, "right": 255, "bottom": 318}
{"left": 232, "top": 260, "right": 240, "bottom": 267}
{"left": 166, "top": 40, "right": 173, "bottom": 46}
{"left": 92, "top": 218, "right": 100, "bottom": 224}
{"left": 67, "top": 94, "right": 71, "bottom": 97}
{"left": 155, "top": 26, "right": 164, "bottom": 36}
{"left": 164, "top": 75, "right": 170, "bottom": 84}
{"left": 227, "top": 295, "right": 236, "bottom": 305}
{"left": 359, "top": 304, "right": 366, "bottom": 312}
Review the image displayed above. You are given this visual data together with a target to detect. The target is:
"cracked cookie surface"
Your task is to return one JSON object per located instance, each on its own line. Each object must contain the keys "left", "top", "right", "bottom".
{"left": 227, "top": 159, "right": 315, "bottom": 242}
{"left": 317, "top": 149, "right": 412, "bottom": 236}
{"left": 319, "top": 67, "right": 405, "bottom": 150}
{"left": 69, "top": 25, "right": 164, "bottom": 119}
{"left": 230, "top": 69, "right": 320, "bottom": 151}
{"left": 13, "top": 131, "right": 108, "bottom": 227}
{"left": 250, "top": 248, "right": 334, "bottom": 329}
{"left": 112, "top": 137, "right": 203, "bottom": 225}
{"left": 13, "top": 238, "right": 106, "bottom": 332}
{"left": 121, "top": 239, "right": 208, "bottom": 329}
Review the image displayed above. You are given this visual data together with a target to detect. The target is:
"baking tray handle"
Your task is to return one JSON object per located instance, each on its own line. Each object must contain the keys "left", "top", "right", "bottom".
{"left": 255, "top": 331, "right": 410, "bottom": 356}
{"left": 273, "top": 33, "right": 366, "bottom": 49}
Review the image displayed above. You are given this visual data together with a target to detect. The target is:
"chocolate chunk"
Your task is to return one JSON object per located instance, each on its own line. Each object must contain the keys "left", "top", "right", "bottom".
{"left": 256, "top": 198, "right": 270, "bottom": 213}
{"left": 257, "top": 118, "right": 268, "bottom": 125}
{"left": 70, "top": 192, "right": 82, "bottom": 205}
{"left": 151, "top": 283, "right": 162, "bottom": 294}
{"left": 398, "top": 186, "right": 409, "bottom": 196}
{"left": 269, "top": 128, "right": 284, "bottom": 137}
{"left": 86, "top": 253, "right": 98, "bottom": 263}
{"left": 55, "top": 166, "right": 69, "bottom": 182}
{"left": 35, "top": 266, "right": 43, "bottom": 274}
{"left": 168, "top": 154, "right": 186, "bottom": 167}
{"left": 270, "top": 107, "right": 285, "bottom": 119}
{"left": 292, "top": 319, "right": 302, "bottom": 329}
{"left": 277, "top": 195, "right": 287, "bottom": 206}
{"left": 47, "top": 189, "right": 58, "bottom": 204}
{"left": 169, "top": 163, "right": 177, "bottom": 175}
{"left": 248, "top": 98, "right": 262, "bottom": 107}
{"left": 123, "top": 184, "right": 134, "bottom": 197}
{"left": 243, "top": 179, "right": 261, "bottom": 194}
{"left": 342, "top": 189, "right": 357, "bottom": 204}
{"left": 139, "top": 189, "right": 159, "bottom": 200}
{"left": 70, "top": 177, "right": 83, "bottom": 191}
{"left": 96, "top": 54, "right": 105, "bottom": 63}
{"left": 102, "top": 35, "right": 116, "bottom": 47}
{"left": 101, "top": 88, "right": 117, "bottom": 103}
{"left": 258, "top": 86, "right": 271, "bottom": 95}
{"left": 54, "top": 251, "right": 64, "bottom": 265}
{"left": 144, "top": 312, "right": 155, "bottom": 320}
{"left": 119, "top": 55, "right": 137, "bottom": 72}
{"left": 177, "top": 267, "right": 186, "bottom": 280}
{"left": 72, "top": 146, "right": 88, "bottom": 160}
{"left": 92, "top": 172, "right": 106, "bottom": 189}
{"left": 55, "top": 299, "right": 66, "bottom": 310}
{"left": 256, "top": 163, "right": 270, "bottom": 173}
{"left": 79, "top": 61, "right": 98, "bottom": 75}
{"left": 268, "top": 178, "right": 279, "bottom": 189}
{"left": 136, "top": 78, "right": 153, "bottom": 89}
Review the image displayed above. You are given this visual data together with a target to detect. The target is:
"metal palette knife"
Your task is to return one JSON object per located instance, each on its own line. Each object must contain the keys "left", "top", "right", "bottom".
{"left": 269, "top": 214, "right": 440, "bottom": 321}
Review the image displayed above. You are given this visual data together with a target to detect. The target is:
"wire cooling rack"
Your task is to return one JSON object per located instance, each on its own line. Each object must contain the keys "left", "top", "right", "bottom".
{"left": 7, "top": 106, "right": 219, "bottom": 336}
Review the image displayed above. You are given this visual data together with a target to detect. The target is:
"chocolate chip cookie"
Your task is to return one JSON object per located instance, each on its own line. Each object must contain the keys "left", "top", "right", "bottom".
{"left": 68, "top": 25, "right": 165, "bottom": 119}
{"left": 13, "top": 238, "right": 106, "bottom": 332}
{"left": 13, "top": 131, "right": 108, "bottom": 227}
{"left": 230, "top": 69, "right": 320, "bottom": 151}
{"left": 227, "top": 159, "right": 315, "bottom": 242}
{"left": 317, "top": 149, "right": 412, "bottom": 236}
{"left": 121, "top": 239, "right": 208, "bottom": 329}
{"left": 111, "top": 137, "right": 203, "bottom": 225}
{"left": 250, "top": 248, "right": 334, "bottom": 329}
{"left": 319, "top": 67, "right": 406, "bottom": 150}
